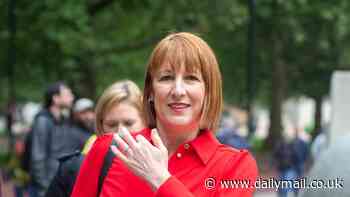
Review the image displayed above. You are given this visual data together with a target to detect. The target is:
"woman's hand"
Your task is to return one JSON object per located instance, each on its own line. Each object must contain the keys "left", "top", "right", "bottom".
{"left": 111, "top": 127, "right": 171, "bottom": 190}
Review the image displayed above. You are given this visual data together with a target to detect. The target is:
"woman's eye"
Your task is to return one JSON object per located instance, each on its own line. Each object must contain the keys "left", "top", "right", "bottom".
{"left": 104, "top": 122, "right": 118, "bottom": 129}
{"left": 159, "top": 75, "right": 173, "bottom": 81}
{"left": 185, "top": 75, "right": 200, "bottom": 81}
{"left": 106, "top": 124, "right": 116, "bottom": 129}
{"left": 124, "top": 120, "right": 135, "bottom": 127}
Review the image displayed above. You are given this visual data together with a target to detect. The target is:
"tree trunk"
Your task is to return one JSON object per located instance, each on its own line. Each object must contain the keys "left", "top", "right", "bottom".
{"left": 266, "top": 0, "right": 286, "bottom": 150}
{"left": 79, "top": 64, "right": 97, "bottom": 100}
{"left": 267, "top": 56, "right": 285, "bottom": 149}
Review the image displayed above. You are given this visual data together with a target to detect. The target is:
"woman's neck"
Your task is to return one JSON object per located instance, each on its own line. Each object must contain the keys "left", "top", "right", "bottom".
{"left": 156, "top": 122, "right": 200, "bottom": 156}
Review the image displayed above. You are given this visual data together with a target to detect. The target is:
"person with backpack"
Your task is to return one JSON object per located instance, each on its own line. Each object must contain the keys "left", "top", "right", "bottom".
{"left": 28, "top": 81, "right": 74, "bottom": 197}
{"left": 45, "top": 80, "right": 145, "bottom": 197}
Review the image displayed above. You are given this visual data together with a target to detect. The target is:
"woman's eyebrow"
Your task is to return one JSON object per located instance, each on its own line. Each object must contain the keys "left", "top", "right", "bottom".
{"left": 104, "top": 120, "right": 117, "bottom": 124}
{"left": 157, "top": 69, "right": 173, "bottom": 74}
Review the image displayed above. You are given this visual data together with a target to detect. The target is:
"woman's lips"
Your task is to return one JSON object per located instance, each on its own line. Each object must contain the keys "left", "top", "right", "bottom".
{"left": 168, "top": 103, "right": 190, "bottom": 112}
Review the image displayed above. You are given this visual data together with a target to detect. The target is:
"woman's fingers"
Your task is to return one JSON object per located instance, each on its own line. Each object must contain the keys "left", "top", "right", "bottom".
{"left": 114, "top": 128, "right": 167, "bottom": 155}
{"left": 111, "top": 145, "right": 128, "bottom": 163}
{"left": 151, "top": 128, "right": 167, "bottom": 153}
{"left": 110, "top": 128, "right": 170, "bottom": 190}
{"left": 135, "top": 134, "right": 151, "bottom": 147}
{"left": 113, "top": 134, "right": 131, "bottom": 155}
{"left": 119, "top": 127, "right": 139, "bottom": 150}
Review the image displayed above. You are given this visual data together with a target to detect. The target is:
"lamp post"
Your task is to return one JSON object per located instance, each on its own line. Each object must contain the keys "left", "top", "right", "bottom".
{"left": 7, "top": 0, "right": 16, "bottom": 151}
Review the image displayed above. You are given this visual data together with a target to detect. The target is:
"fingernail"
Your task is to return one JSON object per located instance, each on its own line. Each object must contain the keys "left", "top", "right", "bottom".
{"left": 111, "top": 145, "right": 116, "bottom": 149}
{"left": 136, "top": 134, "right": 142, "bottom": 142}
{"left": 111, "top": 145, "right": 117, "bottom": 155}
{"left": 152, "top": 128, "right": 158, "bottom": 137}
{"left": 121, "top": 126, "right": 128, "bottom": 133}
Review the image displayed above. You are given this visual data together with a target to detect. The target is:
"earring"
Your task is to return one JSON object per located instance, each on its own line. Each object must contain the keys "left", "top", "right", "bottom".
{"left": 148, "top": 96, "right": 154, "bottom": 103}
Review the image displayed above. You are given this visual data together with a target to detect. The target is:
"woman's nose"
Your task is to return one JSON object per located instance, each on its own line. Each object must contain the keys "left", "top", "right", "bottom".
{"left": 116, "top": 125, "right": 123, "bottom": 133}
{"left": 172, "top": 79, "right": 186, "bottom": 98}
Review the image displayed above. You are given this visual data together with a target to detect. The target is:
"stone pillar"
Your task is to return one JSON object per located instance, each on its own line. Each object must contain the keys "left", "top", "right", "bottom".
{"left": 330, "top": 71, "right": 350, "bottom": 144}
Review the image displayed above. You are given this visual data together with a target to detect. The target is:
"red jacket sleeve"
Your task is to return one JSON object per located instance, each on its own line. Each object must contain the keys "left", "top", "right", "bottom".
{"left": 71, "top": 134, "right": 113, "bottom": 197}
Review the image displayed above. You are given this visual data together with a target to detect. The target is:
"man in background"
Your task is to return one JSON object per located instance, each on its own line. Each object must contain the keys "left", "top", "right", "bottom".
{"left": 30, "top": 82, "right": 74, "bottom": 197}
{"left": 65, "top": 98, "right": 95, "bottom": 153}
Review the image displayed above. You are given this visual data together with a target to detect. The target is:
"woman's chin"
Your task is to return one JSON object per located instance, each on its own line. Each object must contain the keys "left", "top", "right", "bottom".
{"left": 161, "top": 117, "right": 198, "bottom": 130}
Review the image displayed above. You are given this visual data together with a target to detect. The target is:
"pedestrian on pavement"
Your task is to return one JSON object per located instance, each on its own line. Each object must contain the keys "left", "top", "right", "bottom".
{"left": 30, "top": 81, "right": 74, "bottom": 197}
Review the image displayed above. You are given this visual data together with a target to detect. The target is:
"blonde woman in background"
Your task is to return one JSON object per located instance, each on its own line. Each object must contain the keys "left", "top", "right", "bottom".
{"left": 95, "top": 80, "right": 145, "bottom": 136}
{"left": 46, "top": 80, "right": 145, "bottom": 197}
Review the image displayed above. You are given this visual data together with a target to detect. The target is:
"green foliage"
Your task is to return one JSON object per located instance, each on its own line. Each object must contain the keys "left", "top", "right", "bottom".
{"left": 1, "top": 0, "right": 350, "bottom": 108}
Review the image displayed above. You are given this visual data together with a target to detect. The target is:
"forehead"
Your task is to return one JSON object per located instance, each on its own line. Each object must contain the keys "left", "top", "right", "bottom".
{"left": 104, "top": 102, "right": 139, "bottom": 121}
{"left": 60, "top": 86, "right": 71, "bottom": 94}
{"left": 155, "top": 63, "right": 202, "bottom": 75}
{"left": 149, "top": 37, "right": 204, "bottom": 76}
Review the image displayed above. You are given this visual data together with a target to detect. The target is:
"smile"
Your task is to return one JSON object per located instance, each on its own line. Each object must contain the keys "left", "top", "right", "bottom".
{"left": 168, "top": 103, "right": 190, "bottom": 111}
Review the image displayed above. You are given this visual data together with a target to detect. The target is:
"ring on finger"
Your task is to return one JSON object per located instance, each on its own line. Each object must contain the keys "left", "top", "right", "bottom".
{"left": 118, "top": 131, "right": 124, "bottom": 139}
{"left": 124, "top": 144, "right": 130, "bottom": 153}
